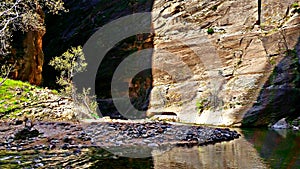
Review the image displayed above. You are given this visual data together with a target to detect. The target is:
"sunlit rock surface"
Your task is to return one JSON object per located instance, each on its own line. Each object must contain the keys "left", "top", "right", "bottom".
{"left": 148, "top": 0, "right": 300, "bottom": 126}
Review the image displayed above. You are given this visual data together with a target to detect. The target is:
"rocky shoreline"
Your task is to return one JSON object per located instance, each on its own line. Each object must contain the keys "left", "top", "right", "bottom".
{"left": 0, "top": 119, "right": 241, "bottom": 167}
{"left": 0, "top": 120, "right": 240, "bottom": 152}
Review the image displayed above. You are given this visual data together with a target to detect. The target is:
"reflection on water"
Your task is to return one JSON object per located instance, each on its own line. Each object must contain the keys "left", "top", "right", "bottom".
{"left": 152, "top": 129, "right": 300, "bottom": 169}
{"left": 0, "top": 129, "right": 299, "bottom": 168}
{"left": 153, "top": 132, "right": 267, "bottom": 169}
{"left": 88, "top": 128, "right": 299, "bottom": 169}
{"left": 243, "top": 129, "right": 300, "bottom": 169}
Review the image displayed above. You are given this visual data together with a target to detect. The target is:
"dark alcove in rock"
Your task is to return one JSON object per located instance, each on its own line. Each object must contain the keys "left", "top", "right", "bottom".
{"left": 96, "top": 34, "right": 154, "bottom": 119}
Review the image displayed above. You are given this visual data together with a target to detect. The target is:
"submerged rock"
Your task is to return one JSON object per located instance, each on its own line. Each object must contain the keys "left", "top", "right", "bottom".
{"left": 291, "top": 117, "right": 300, "bottom": 130}
{"left": 271, "top": 118, "right": 289, "bottom": 129}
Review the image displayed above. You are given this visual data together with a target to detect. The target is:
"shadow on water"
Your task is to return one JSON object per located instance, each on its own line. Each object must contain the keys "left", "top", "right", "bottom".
{"left": 88, "top": 148, "right": 153, "bottom": 169}
{"left": 242, "top": 128, "right": 300, "bottom": 169}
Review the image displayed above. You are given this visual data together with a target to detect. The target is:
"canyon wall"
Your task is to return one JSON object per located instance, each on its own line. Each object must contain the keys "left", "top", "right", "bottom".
{"left": 41, "top": 0, "right": 300, "bottom": 126}
{"left": 148, "top": 0, "right": 300, "bottom": 126}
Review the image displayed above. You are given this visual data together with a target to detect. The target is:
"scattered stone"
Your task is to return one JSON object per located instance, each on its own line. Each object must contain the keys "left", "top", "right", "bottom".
{"left": 292, "top": 126, "right": 299, "bottom": 131}
{"left": 0, "top": 120, "right": 241, "bottom": 159}
{"left": 63, "top": 136, "right": 73, "bottom": 144}
{"left": 61, "top": 143, "right": 70, "bottom": 150}
{"left": 14, "top": 119, "right": 23, "bottom": 125}
{"left": 34, "top": 163, "right": 44, "bottom": 167}
{"left": 148, "top": 143, "right": 159, "bottom": 148}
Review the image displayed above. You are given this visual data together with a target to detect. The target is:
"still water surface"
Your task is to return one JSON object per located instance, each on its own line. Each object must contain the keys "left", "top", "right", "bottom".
{"left": 90, "top": 128, "right": 300, "bottom": 169}
{"left": 0, "top": 128, "right": 299, "bottom": 168}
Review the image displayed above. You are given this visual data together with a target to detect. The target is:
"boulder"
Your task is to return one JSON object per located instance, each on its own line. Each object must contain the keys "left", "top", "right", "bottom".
{"left": 271, "top": 118, "right": 289, "bottom": 129}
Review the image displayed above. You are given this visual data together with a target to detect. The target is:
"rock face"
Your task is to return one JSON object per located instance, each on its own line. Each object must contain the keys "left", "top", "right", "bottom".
{"left": 11, "top": 9, "right": 45, "bottom": 85}
{"left": 41, "top": 0, "right": 300, "bottom": 126}
{"left": 17, "top": 31, "right": 45, "bottom": 85}
{"left": 148, "top": 0, "right": 300, "bottom": 126}
{"left": 43, "top": 0, "right": 155, "bottom": 88}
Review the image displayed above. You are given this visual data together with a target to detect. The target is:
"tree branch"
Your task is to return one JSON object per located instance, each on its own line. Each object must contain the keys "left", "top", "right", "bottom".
{"left": 0, "top": 61, "right": 16, "bottom": 86}
{"left": 0, "top": 0, "right": 21, "bottom": 17}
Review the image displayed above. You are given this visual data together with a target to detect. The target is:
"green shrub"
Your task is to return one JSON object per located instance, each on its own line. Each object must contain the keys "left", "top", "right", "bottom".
{"left": 196, "top": 99, "right": 209, "bottom": 114}
{"left": 211, "top": 5, "right": 218, "bottom": 11}
{"left": 292, "top": 2, "right": 299, "bottom": 8}
{"left": 207, "top": 28, "right": 214, "bottom": 35}
{"left": 0, "top": 62, "right": 16, "bottom": 86}
{"left": 49, "top": 46, "right": 98, "bottom": 119}
{"left": 292, "top": 2, "right": 300, "bottom": 13}
{"left": 49, "top": 46, "right": 87, "bottom": 95}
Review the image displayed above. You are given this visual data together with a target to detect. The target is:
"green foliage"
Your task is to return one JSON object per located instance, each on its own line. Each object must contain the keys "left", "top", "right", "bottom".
{"left": 289, "top": 49, "right": 300, "bottom": 85}
{"left": 269, "top": 57, "right": 276, "bottom": 65}
{"left": 0, "top": 0, "right": 66, "bottom": 56}
{"left": 75, "top": 87, "right": 99, "bottom": 119}
{"left": 196, "top": 99, "right": 209, "bottom": 114}
{"left": 292, "top": 2, "right": 300, "bottom": 13}
{"left": 207, "top": 28, "right": 214, "bottom": 35}
{"left": 292, "top": 2, "right": 299, "bottom": 8}
{"left": 49, "top": 46, "right": 87, "bottom": 95}
{"left": 0, "top": 61, "right": 16, "bottom": 86}
{"left": 49, "top": 46, "right": 98, "bottom": 119}
{"left": 286, "top": 49, "right": 297, "bottom": 57}
{"left": 211, "top": 5, "right": 218, "bottom": 11}
{"left": 0, "top": 78, "right": 38, "bottom": 118}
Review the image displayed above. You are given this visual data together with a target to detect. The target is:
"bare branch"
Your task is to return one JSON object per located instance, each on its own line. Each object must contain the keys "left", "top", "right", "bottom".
{"left": 0, "top": 15, "right": 20, "bottom": 34}
{"left": 0, "top": 0, "right": 21, "bottom": 17}
{"left": 0, "top": 61, "right": 16, "bottom": 86}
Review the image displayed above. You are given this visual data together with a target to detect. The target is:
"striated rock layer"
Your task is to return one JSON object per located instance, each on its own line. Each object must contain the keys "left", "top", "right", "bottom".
{"left": 148, "top": 0, "right": 300, "bottom": 126}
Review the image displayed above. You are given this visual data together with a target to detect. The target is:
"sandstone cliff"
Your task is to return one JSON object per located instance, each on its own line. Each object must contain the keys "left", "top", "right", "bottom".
{"left": 149, "top": 0, "right": 300, "bottom": 126}
{"left": 42, "top": 0, "right": 300, "bottom": 126}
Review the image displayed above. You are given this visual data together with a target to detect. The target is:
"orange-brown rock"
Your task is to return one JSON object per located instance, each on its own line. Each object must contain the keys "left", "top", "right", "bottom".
{"left": 16, "top": 30, "right": 45, "bottom": 85}
{"left": 11, "top": 8, "right": 45, "bottom": 85}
